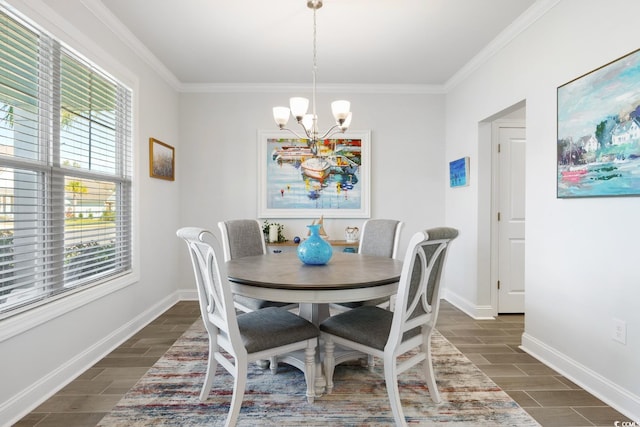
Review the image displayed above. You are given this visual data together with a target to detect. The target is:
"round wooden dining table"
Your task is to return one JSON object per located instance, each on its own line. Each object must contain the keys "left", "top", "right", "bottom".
{"left": 226, "top": 251, "right": 403, "bottom": 395}
{"left": 226, "top": 251, "right": 403, "bottom": 325}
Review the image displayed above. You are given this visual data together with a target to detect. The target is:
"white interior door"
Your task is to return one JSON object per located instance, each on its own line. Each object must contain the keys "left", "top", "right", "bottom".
{"left": 496, "top": 125, "right": 526, "bottom": 313}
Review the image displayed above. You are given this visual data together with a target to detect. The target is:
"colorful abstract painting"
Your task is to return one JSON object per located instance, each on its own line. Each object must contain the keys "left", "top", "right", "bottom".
{"left": 257, "top": 130, "right": 370, "bottom": 218}
{"left": 557, "top": 48, "right": 640, "bottom": 198}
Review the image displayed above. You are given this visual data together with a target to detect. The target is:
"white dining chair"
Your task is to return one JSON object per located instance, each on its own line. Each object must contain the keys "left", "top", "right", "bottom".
{"left": 218, "top": 219, "right": 297, "bottom": 313}
{"left": 334, "top": 219, "right": 403, "bottom": 312}
{"left": 320, "top": 227, "right": 458, "bottom": 427}
{"left": 358, "top": 218, "right": 404, "bottom": 258}
{"left": 177, "top": 227, "right": 319, "bottom": 427}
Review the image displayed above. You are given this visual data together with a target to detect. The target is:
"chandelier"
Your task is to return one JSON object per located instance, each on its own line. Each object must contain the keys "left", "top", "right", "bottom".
{"left": 272, "top": 0, "right": 352, "bottom": 155}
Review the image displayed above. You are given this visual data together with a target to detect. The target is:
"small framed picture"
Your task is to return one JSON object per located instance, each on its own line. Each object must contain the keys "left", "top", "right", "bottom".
{"left": 449, "top": 157, "right": 469, "bottom": 187}
{"left": 149, "top": 138, "right": 175, "bottom": 181}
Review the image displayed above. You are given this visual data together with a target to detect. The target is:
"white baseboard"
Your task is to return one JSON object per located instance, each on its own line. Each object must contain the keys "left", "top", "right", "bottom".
{"left": 176, "top": 288, "right": 198, "bottom": 301}
{"left": 441, "top": 289, "right": 496, "bottom": 320}
{"left": 1, "top": 292, "right": 182, "bottom": 427}
{"left": 521, "top": 332, "right": 640, "bottom": 422}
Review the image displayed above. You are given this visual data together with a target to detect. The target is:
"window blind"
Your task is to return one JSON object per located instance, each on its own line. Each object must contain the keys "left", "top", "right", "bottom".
{"left": 0, "top": 7, "right": 133, "bottom": 318}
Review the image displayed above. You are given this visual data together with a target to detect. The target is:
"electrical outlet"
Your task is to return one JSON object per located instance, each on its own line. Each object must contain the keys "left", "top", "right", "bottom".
{"left": 612, "top": 319, "right": 627, "bottom": 344}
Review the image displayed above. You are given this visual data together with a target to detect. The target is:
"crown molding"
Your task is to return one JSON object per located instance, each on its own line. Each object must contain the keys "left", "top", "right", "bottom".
{"left": 444, "top": 0, "right": 562, "bottom": 92}
{"left": 81, "top": 0, "right": 181, "bottom": 92}
{"left": 179, "top": 82, "right": 446, "bottom": 95}
{"left": 85, "top": 0, "right": 442, "bottom": 95}
{"left": 82, "top": 0, "right": 559, "bottom": 96}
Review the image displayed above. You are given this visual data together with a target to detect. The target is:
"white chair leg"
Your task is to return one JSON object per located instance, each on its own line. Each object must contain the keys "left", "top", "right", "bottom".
{"left": 384, "top": 354, "right": 407, "bottom": 427}
{"left": 255, "top": 359, "right": 270, "bottom": 369}
{"left": 269, "top": 356, "right": 278, "bottom": 374}
{"left": 225, "top": 364, "right": 247, "bottom": 427}
{"left": 323, "top": 337, "right": 335, "bottom": 394}
{"left": 199, "top": 340, "right": 218, "bottom": 401}
{"left": 422, "top": 335, "right": 441, "bottom": 403}
{"left": 303, "top": 340, "right": 317, "bottom": 403}
{"left": 389, "top": 294, "right": 397, "bottom": 312}
{"left": 367, "top": 354, "right": 375, "bottom": 372}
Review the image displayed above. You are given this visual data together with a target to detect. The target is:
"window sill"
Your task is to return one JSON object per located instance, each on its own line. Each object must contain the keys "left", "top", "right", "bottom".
{"left": 0, "top": 271, "right": 139, "bottom": 343}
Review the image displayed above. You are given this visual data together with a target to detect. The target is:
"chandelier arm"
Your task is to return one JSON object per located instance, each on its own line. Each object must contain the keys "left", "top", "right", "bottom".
{"left": 278, "top": 126, "right": 310, "bottom": 141}
{"left": 319, "top": 125, "right": 345, "bottom": 140}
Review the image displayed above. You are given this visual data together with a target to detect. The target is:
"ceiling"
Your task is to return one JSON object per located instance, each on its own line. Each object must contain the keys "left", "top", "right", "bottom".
{"left": 97, "top": 0, "right": 538, "bottom": 89}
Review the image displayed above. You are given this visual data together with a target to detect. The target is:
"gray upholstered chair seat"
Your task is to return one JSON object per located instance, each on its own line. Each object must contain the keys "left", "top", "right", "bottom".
{"left": 234, "top": 295, "right": 291, "bottom": 311}
{"left": 238, "top": 307, "right": 319, "bottom": 353}
{"left": 337, "top": 298, "right": 390, "bottom": 310}
{"left": 320, "top": 306, "right": 420, "bottom": 351}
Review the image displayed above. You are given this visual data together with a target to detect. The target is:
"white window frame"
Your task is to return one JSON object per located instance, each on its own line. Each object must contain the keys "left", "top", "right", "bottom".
{"left": 0, "top": 4, "right": 137, "bottom": 335}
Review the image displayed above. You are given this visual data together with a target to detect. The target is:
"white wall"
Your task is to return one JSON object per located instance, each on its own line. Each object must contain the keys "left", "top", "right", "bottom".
{"left": 0, "top": 1, "right": 182, "bottom": 424}
{"left": 177, "top": 91, "right": 447, "bottom": 268}
{"left": 445, "top": 0, "right": 640, "bottom": 419}
{"left": 6, "top": 0, "right": 639, "bottom": 423}
{"left": 0, "top": 2, "right": 448, "bottom": 421}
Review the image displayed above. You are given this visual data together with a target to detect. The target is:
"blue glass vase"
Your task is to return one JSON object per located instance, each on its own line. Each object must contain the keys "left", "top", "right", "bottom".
{"left": 297, "top": 224, "right": 333, "bottom": 265}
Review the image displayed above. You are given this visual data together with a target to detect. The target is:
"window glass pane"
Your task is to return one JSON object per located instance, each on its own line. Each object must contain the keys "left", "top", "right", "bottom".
{"left": 64, "top": 177, "right": 117, "bottom": 284}
{"left": 0, "top": 167, "right": 47, "bottom": 311}
{"left": 61, "top": 52, "right": 118, "bottom": 174}
{"left": 0, "top": 11, "right": 41, "bottom": 162}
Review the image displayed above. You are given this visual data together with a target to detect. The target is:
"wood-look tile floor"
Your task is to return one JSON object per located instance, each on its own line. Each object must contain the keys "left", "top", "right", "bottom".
{"left": 13, "top": 300, "right": 633, "bottom": 427}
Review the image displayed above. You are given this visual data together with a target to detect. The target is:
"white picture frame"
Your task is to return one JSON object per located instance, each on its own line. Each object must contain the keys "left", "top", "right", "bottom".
{"left": 257, "top": 130, "right": 371, "bottom": 218}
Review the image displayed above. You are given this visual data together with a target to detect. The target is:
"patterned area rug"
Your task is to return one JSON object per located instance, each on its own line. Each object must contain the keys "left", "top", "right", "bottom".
{"left": 99, "top": 319, "right": 540, "bottom": 426}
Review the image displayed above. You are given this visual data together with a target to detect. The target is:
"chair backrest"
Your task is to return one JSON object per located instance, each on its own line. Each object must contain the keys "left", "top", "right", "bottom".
{"left": 386, "top": 227, "right": 458, "bottom": 351}
{"left": 176, "top": 227, "right": 246, "bottom": 357}
{"left": 218, "top": 219, "right": 267, "bottom": 262}
{"left": 358, "top": 219, "right": 403, "bottom": 258}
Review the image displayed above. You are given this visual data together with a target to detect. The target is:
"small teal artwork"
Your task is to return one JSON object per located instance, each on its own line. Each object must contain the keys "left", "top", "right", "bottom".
{"left": 449, "top": 157, "right": 469, "bottom": 187}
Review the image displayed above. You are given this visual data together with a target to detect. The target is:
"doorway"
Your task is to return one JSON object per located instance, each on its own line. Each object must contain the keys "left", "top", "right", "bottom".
{"left": 492, "top": 122, "right": 526, "bottom": 313}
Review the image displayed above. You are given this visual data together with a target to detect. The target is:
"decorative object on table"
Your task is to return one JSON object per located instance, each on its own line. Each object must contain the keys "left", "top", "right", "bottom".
{"left": 268, "top": 224, "right": 278, "bottom": 243}
{"left": 293, "top": 236, "right": 301, "bottom": 244}
{"left": 261, "top": 220, "right": 285, "bottom": 243}
{"left": 449, "top": 156, "right": 469, "bottom": 187}
{"left": 344, "top": 226, "right": 359, "bottom": 243}
{"left": 258, "top": 130, "right": 371, "bottom": 219}
{"left": 271, "top": 0, "right": 352, "bottom": 158}
{"left": 307, "top": 215, "right": 328, "bottom": 239}
{"left": 149, "top": 137, "right": 175, "bottom": 181}
{"left": 297, "top": 224, "right": 333, "bottom": 265}
{"left": 557, "top": 48, "right": 640, "bottom": 198}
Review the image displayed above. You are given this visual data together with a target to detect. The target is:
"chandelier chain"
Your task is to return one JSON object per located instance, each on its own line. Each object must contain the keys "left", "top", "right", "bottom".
{"left": 312, "top": 6, "right": 318, "bottom": 128}
{"left": 271, "top": 0, "right": 350, "bottom": 149}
